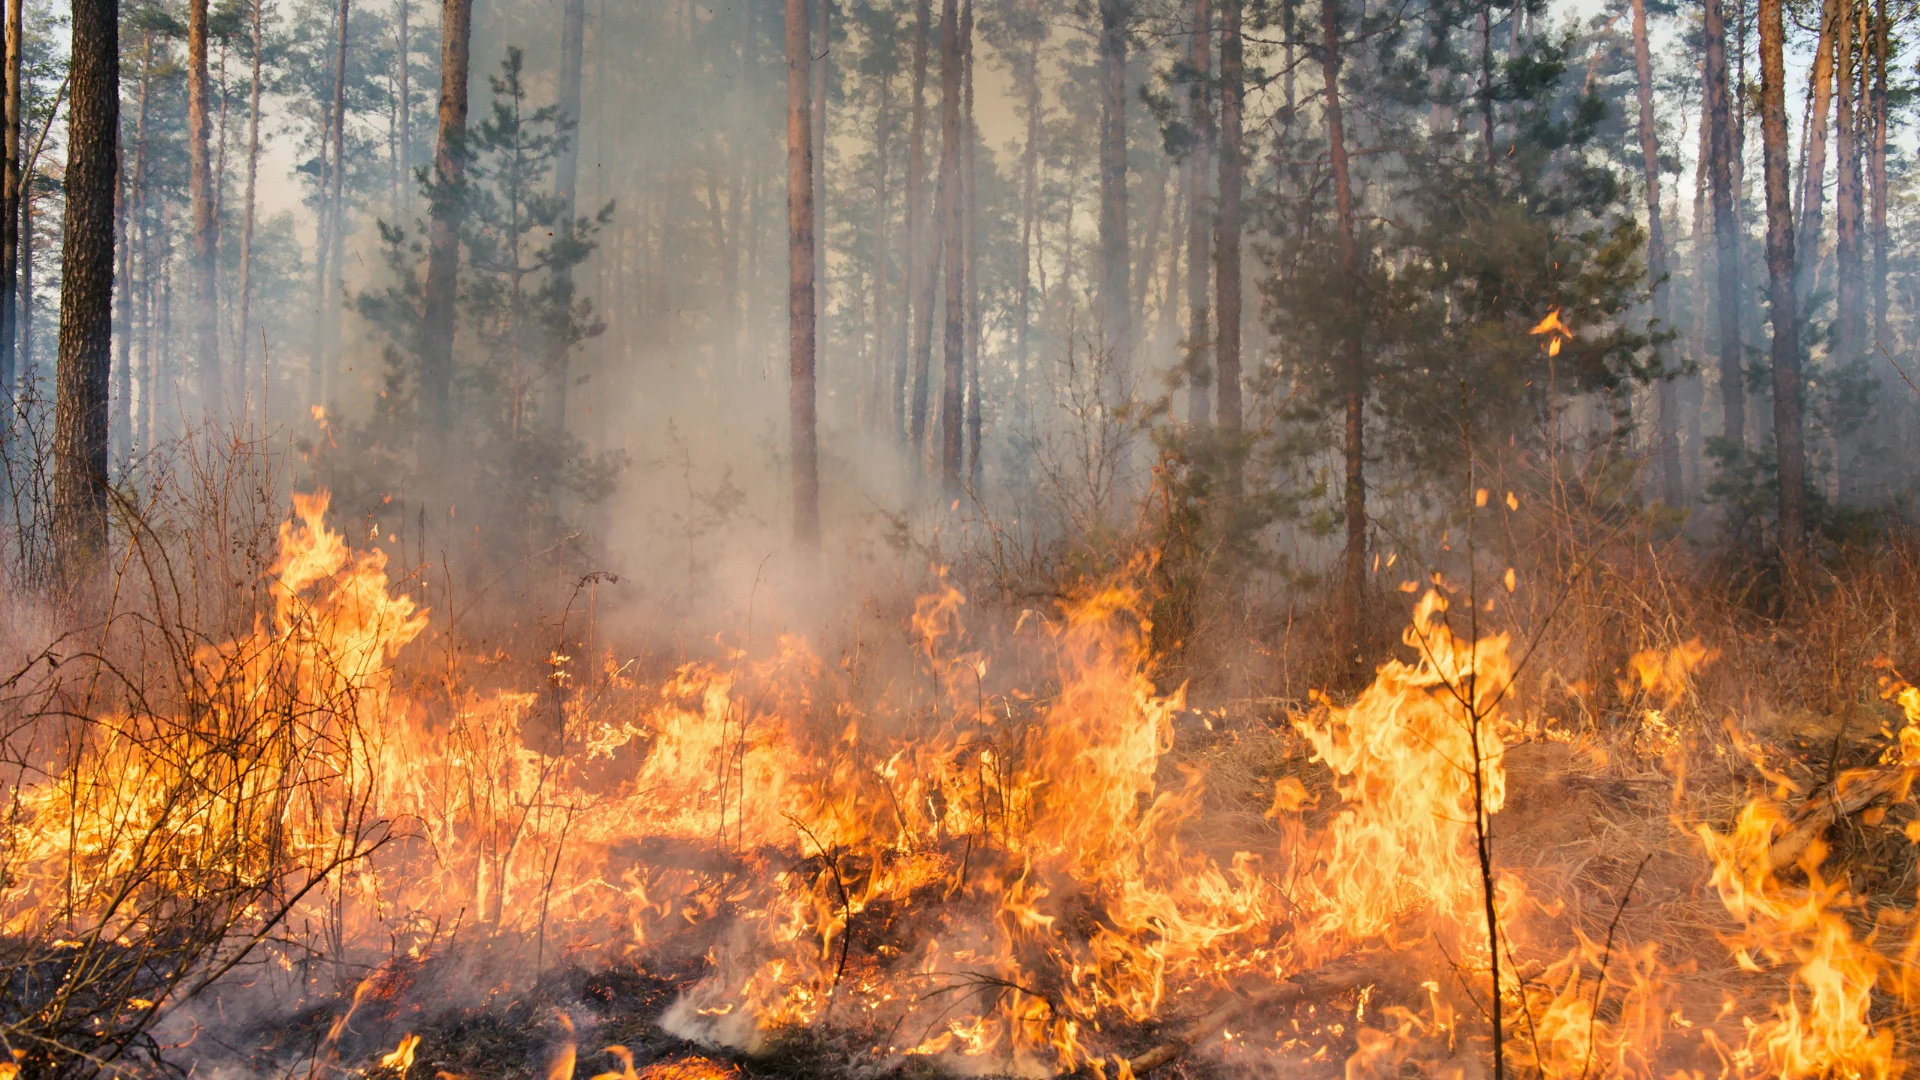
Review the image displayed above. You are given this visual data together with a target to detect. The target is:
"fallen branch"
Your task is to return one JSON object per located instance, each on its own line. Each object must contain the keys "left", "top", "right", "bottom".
{"left": 1124, "top": 960, "right": 1374, "bottom": 1076}
{"left": 1766, "top": 764, "right": 1917, "bottom": 872}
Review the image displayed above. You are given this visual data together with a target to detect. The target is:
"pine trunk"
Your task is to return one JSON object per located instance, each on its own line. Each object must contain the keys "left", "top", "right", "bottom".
{"left": 1834, "top": 0, "right": 1861, "bottom": 368}
{"left": 322, "top": 0, "right": 349, "bottom": 405}
{"left": 547, "top": 0, "right": 586, "bottom": 437}
{"left": 1322, "top": 0, "right": 1366, "bottom": 666}
{"left": 1796, "top": 0, "right": 1838, "bottom": 302}
{"left": 116, "top": 35, "right": 153, "bottom": 463}
{"left": 869, "top": 76, "right": 892, "bottom": 435}
{"left": 238, "top": 0, "right": 262, "bottom": 398}
{"left": 1014, "top": 14, "right": 1038, "bottom": 422}
{"left": 1704, "top": 0, "right": 1744, "bottom": 451}
{"left": 962, "top": 0, "right": 981, "bottom": 487}
{"left": 904, "top": 0, "right": 934, "bottom": 450}
{"left": 1184, "top": 0, "right": 1211, "bottom": 427}
{"left": 188, "top": 0, "right": 221, "bottom": 416}
{"left": 1098, "top": 0, "right": 1129, "bottom": 400}
{"left": 1868, "top": 0, "right": 1887, "bottom": 355}
{"left": 936, "top": 0, "right": 964, "bottom": 492}
{"left": 1630, "top": 0, "right": 1679, "bottom": 505}
{"left": 421, "top": 0, "right": 473, "bottom": 448}
{"left": 1215, "top": 0, "right": 1243, "bottom": 482}
{"left": 1759, "top": 0, "right": 1806, "bottom": 571}
{"left": 787, "top": 0, "right": 820, "bottom": 543}
{"left": 812, "top": 0, "right": 828, "bottom": 345}
{"left": 0, "top": 0, "right": 19, "bottom": 396}
{"left": 53, "top": 0, "right": 118, "bottom": 588}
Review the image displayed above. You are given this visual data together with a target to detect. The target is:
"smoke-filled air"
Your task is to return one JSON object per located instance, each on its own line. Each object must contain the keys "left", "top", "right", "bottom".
{"left": 8, "top": 0, "right": 1920, "bottom": 1074}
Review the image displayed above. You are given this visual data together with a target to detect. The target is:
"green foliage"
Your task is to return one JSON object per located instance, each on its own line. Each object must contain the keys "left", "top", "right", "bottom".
{"left": 348, "top": 49, "right": 619, "bottom": 569}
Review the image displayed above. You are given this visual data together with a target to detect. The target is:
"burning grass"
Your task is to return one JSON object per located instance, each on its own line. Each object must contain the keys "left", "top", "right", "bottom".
{"left": 2, "top": 489, "right": 1919, "bottom": 1077}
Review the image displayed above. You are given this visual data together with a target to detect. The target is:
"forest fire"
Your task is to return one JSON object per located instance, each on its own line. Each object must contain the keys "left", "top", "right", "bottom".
{"left": 3, "top": 493, "right": 1916, "bottom": 1077}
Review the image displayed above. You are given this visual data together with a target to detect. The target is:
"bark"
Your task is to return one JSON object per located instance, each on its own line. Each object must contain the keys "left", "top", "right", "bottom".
{"left": 1098, "top": 0, "right": 1130, "bottom": 400}
{"left": 189, "top": 0, "right": 221, "bottom": 415}
{"left": 1014, "top": 13, "right": 1039, "bottom": 420}
{"left": 1630, "top": 0, "right": 1679, "bottom": 505}
{"left": 0, "top": 0, "right": 19, "bottom": 395}
{"left": 547, "top": 0, "right": 587, "bottom": 438}
{"left": 869, "top": 77, "right": 892, "bottom": 435}
{"left": 904, "top": 0, "right": 933, "bottom": 450}
{"left": 421, "top": 0, "right": 473, "bottom": 447}
{"left": 214, "top": 45, "right": 230, "bottom": 231}
{"left": 962, "top": 0, "right": 981, "bottom": 487}
{"left": 787, "top": 0, "right": 820, "bottom": 543}
{"left": 1834, "top": 0, "right": 1861, "bottom": 376}
{"left": 117, "top": 34, "right": 154, "bottom": 464}
{"left": 812, "top": 0, "right": 829, "bottom": 336}
{"left": 1759, "top": 0, "right": 1806, "bottom": 572}
{"left": 1184, "top": 0, "right": 1211, "bottom": 427}
{"left": 238, "top": 0, "right": 263, "bottom": 398}
{"left": 1323, "top": 0, "right": 1366, "bottom": 667}
{"left": 936, "top": 0, "right": 964, "bottom": 492}
{"left": 1796, "top": 0, "right": 1838, "bottom": 302}
{"left": 53, "top": 0, "right": 118, "bottom": 587}
{"left": 322, "top": 0, "right": 349, "bottom": 404}
{"left": 1868, "top": 0, "right": 1887, "bottom": 356}
{"left": 1214, "top": 0, "right": 1242, "bottom": 484}
{"left": 1834, "top": 0, "right": 1866, "bottom": 498}
{"left": 398, "top": 0, "right": 410, "bottom": 210}
{"left": 1704, "top": 0, "right": 1744, "bottom": 451}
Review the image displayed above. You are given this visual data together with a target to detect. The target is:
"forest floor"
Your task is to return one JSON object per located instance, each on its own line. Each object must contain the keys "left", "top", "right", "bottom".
{"left": 206, "top": 685, "right": 1920, "bottom": 1080}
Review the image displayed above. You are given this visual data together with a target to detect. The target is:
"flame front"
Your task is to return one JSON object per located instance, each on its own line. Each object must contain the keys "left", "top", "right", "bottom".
{"left": 7, "top": 492, "right": 1919, "bottom": 1075}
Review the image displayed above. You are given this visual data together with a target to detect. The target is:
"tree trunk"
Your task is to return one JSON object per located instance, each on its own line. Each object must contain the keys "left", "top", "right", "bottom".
{"left": 116, "top": 34, "right": 153, "bottom": 465}
{"left": 868, "top": 75, "right": 891, "bottom": 435}
{"left": 1477, "top": 0, "right": 1493, "bottom": 161}
{"left": 936, "top": 0, "right": 964, "bottom": 492}
{"left": 787, "top": 0, "right": 820, "bottom": 544}
{"left": 238, "top": 0, "right": 263, "bottom": 400}
{"left": 812, "top": 0, "right": 828, "bottom": 350}
{"left": 1704, "top": 0, "right": 1744, "bottom": 452}
{"left": 1097, "top": 0, "right": 1129, "bottom": 400}
{"left": 1796, "top": 0, "right": 1838, "bottom": 302}
{"left": 1215, "top": 0, "right": 1242, "bottom": 479}
{"left": 1630, "top": 0, "right": 1679, "bottom": 505}
{"left": 188, "top": 0, "right": 221, "bottom": 416}
{"left": 322, "top": 0, "right": 349, "bottom": 404}
{"left": 904, "top": 0, "right": 934, "bottom": 450}
{"left": 1759, "top": 0, "right": 1806, "bottom": 572}
{"left": 1014, "top": 10, "right": 1038, "bottom": 424}
{"left": 1868, "top": 0, "right": 1887, "bottom": 356}
{"left": 1834, "top": 0, "right": 1866, "bottom": 499}
{"left": 1834, "top": 0, "right": 1861, "bottom": 371}
{"left": 53, "top": 0, "right": 118, "bottom": 588}
{"left": 1322, "top": 0, "right": 1366, "bottom": 667}
{"left": 1184, "top": 0, "right": 1211, "bottom": 427}
{"left": 421, "top": 0, "right": 473, "bottom": 450}
{"left": 962, "top": 0, "right": 981, "bottom": 487}
{"left": 547, "top": 0, "right": 586, "bottom": 438}
{"left": 397, "top": 0, "right": 410, "bottom": 211}
{"left": 0, "top": 0, "right": 19, "bottom": 397}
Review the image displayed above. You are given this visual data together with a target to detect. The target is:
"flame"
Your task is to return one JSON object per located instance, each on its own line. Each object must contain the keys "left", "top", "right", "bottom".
{"left": 1288, "top": 591, "right": 1512, "bottom": 952}
{"left": 1619, "top": 638, "right": 1719, "bottom": 707}
{"left": 380, "top": 1034, "right": 421, "bottom": 1071}
{"left": 11, "top": 492, "right": 1919, "bottom": 1076}
{"left": 1696, "top": 802, "right": 1896, "bottom": 1078}
{"left": 1531, "top": 308, "right": 1573, "bottom": 356}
